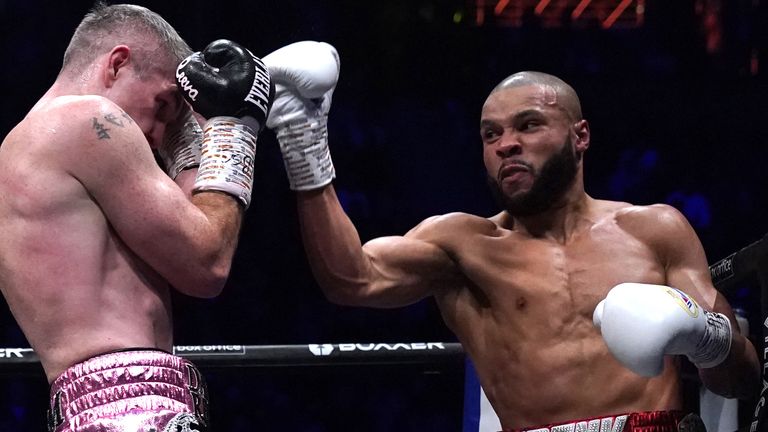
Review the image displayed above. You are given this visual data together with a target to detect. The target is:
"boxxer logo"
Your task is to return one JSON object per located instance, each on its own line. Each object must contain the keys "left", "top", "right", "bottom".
{"left": 308, "top": 344, "right": 334, "bottom": 356}
{"left": 176, "top": 57, "right": 198, "bottom": 102}
{"left": 339, "top": 343, "right": 446, "bottom": 351}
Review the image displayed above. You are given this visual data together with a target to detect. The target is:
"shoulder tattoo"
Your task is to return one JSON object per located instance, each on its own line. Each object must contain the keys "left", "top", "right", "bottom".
{"left": 91, "top": 110, "right": 134, "bottom": 140}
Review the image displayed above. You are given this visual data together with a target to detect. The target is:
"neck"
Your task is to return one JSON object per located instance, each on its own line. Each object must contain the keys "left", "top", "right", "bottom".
{"left": 53, "top": 64, "right": 103, "bottom": 96}
{"left": 31, "top": 69, "right": 102, "bottom": 113}
{"left": 508, "top": 180, "right": 593, "bottom": 243}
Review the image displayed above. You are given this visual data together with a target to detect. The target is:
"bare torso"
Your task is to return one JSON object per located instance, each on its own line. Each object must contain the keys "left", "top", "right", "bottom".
{"left": 0, "top": 96, "right": 173, "bottom": 383}
{"left": 421, "top": 201, "right": 682, "bottom": 427}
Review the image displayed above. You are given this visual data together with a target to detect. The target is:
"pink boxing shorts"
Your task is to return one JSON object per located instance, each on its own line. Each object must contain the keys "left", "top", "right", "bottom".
{"left": 503, "top": 410, "right": 686, "bottom": 432}
{"left": 47, "top": 349, "right": 209, "bottom": 432}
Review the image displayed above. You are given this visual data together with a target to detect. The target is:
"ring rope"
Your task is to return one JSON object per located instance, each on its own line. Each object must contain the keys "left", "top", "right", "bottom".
{"left": 0, "top": 343, "right": 465, "bottom": 377}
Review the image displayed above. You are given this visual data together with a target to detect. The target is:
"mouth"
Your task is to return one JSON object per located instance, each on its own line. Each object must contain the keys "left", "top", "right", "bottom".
{"left": 498, "top": 162, "right": 530, "bottom": 181}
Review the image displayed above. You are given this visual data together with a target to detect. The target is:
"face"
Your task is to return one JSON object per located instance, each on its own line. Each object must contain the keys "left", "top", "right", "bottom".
{"left": 486, "top": 134, "right": 578, "bottom": 216}
{"left": 480, "top": 85, "right": 583, "bottom": 216}
{"left": 106, "top": 62, "right": 183, "bottom": 149}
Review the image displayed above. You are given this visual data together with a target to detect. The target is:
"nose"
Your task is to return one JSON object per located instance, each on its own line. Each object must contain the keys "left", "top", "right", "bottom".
{"left": 495, "top": 132, "right": 522, "bottom": 158}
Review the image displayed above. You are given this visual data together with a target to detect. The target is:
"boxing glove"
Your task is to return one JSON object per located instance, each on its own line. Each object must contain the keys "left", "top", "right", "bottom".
{"left": 176, "top": 39, "right": 275, "bottom": 207}
{"left": 593, "top": 283, "right": 732, "bottom": 377}
{"left": 264, "top": 41, "right": 339, "bottom": 191}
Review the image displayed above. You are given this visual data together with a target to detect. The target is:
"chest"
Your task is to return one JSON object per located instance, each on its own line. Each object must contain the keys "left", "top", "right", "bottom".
{"left": 452, "top": 226, "right": 666, "bottom": 315}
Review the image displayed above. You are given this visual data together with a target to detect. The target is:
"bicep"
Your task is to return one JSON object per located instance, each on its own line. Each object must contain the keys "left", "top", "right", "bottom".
{"left": 357, "top": 235, "right": 459, "bottom": 308}
{"left": 654, "top": 206, "right": 722, "bottom": 311}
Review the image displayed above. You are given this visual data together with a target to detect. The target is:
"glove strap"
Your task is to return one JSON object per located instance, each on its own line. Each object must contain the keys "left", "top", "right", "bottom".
{"left": 160, "top": 114, "right": 203, "bottom": 179}
{"left": 193, "top": 117, "right": 258, "bottom": 208}
{"left": 275, "top": 115, "right": 335, "bottom": 191}
{"left": 688, "top": 311, "right": 732, "bottom": 369}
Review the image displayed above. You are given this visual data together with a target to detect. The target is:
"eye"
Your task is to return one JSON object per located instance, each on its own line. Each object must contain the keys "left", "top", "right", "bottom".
{"left": 481, "top": 128, "right": 500, "bottom": 142}
{"left": 520, "top": 120, "right": 541, "bottom": 131}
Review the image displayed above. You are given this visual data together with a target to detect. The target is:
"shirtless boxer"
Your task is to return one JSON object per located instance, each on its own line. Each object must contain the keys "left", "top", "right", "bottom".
{"left": 262, "top": 42, "right": 760, "bottom": 431}
{"left": 0, "top": 4, "right": 272, "bottom": 431}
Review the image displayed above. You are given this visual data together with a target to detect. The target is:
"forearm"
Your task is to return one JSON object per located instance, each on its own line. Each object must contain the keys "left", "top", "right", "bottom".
{"left": 699, "top": 329, "right": 761, "bottom": 399}
{"left": 296, "top": 185, "right": 373, "bottom": 302}
{"left": 172, "top": 191, "right": 242, "bottom": 297}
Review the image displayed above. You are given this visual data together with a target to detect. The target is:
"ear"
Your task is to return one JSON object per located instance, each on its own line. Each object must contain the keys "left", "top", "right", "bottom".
{"left": 103, "top": 45, "right": 131, "bottom": 88}
{"left": 572, "top": 119, "right": 590, "bottom": 153}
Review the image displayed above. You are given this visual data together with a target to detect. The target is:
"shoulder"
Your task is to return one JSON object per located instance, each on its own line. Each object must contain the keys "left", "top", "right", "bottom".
{"left": 32, "top": 96, "right": 153, "bottom": 185}
{"left": 613, "top": 202, "right": 695, "bottom": 248}
{"left": 614, "top": 203, "right": 689, "bottom": 231}
{"left": 405, "top": 212, "right": 499, "bottom": 242}
{"left": 37, "top": 95, "right": 121, "bottom": 123}
{"left": 38, "top": 95, "right": 144, "bottom": 150}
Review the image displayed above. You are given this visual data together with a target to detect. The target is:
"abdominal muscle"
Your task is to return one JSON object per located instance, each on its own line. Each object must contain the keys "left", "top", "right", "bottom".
{"left": 481, "top": 335, "right": 680, "bottom": 428}
{"left": 447, "top": 299, "right": 682, "bottom": 430}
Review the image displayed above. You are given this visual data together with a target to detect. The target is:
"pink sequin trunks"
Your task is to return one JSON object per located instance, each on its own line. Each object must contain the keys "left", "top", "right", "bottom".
{"left": 503, "top": 410, "right": 685, "bottom": 432}
{"left": 47, "top": 349, "right": 208, "bottom": 432}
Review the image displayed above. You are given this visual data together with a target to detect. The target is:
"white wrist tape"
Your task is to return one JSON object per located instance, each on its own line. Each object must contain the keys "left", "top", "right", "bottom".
{"left": 688, "top": 311, "right": 732, "bottom": 369}
{"left": 161, "top": 114, "right": 203, "bottom": 179}
{"left": 193, "top": 117, "right": 258, "bottom": 208}
{"left": 274, "top": 115, "right": 335, "bottom": 191}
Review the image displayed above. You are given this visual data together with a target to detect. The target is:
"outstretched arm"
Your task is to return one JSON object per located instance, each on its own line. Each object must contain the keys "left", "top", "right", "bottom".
{"left": 298, "top": 186, "right": 458, "bottom": 308}
{"left": 264, "top": 41, "right": 457, "bottom": 307}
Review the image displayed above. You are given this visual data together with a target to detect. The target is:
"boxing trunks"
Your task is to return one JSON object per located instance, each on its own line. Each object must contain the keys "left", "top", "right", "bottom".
{"left": 47, "top": 349, "right": 208, "bottom": 432}
{"left": 503, "top": 410, "right": 689, "bottom": 432}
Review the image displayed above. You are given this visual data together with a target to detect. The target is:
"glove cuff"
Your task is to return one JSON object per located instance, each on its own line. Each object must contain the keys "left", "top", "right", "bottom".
{"left": 688, "top": 311, "right": 732, "bottom": 369}
{"left": 159, "top": 114, "right": 203, "bottom": 179}
{"left": 193, "top": 117, "right": 258, "bottom": 208}
{"left": 275, "top": 115, "right": 336, "bottom": 191}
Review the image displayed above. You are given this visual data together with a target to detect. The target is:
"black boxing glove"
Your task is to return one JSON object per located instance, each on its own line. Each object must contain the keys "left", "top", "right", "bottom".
{"left": 176, "top": 39, "right": 274, "bottom": 130}
{"left": 175, "top": 39, "right": 274, "bottom": 208}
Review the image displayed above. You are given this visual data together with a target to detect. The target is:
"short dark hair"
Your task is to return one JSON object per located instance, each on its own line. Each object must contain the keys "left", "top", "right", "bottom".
{"left": 60, "top": 2, "right": 192, "bottom": 78}
{"left": 491, "top": 71, "right": 583, "bottom": 121}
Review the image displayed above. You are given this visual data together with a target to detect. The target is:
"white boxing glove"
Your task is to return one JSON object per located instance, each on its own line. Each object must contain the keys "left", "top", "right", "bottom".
{"left": 593, "top": 283, "right": 732, "bottom": 377}
{"left": 264, "top": 41, "right": 340, "bottom": 191}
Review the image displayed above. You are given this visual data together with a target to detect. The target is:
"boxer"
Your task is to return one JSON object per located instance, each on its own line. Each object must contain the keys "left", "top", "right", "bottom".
{"left": 0, "top": 4, "right": 272, "bottom": 431}
{"left": 262, "top": 42, "right": 759, "bottom": 431}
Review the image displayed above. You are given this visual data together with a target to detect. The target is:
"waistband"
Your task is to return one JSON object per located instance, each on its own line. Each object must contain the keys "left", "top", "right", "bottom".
{"left": 48, "top": 349, "right": 208, "bottom": 431}
{"left": 506, "top": 410, "right": 685, "bottom": 432}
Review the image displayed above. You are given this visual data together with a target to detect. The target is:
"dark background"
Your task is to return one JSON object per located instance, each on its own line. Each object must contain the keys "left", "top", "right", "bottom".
{"left": 1, "top": 0, "right": 767, "bottom": 430}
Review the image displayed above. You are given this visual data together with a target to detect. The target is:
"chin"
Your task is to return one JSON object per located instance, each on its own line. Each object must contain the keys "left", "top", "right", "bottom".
{"left": 501, "top": 185, "right": 530, "bottom": 200}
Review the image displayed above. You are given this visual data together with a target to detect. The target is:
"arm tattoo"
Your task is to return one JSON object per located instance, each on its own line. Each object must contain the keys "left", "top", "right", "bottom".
{"left": 91, "top": 110, "right": 134, "bottom": 139}
{"left": 104, "top": 110, "right": 135, "bottom": 127}
{"left": 91, "top": 117, "right": 110, "bottom": 140}
{"left": 103, "top": 113, "right": 124, "bottom": 127}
